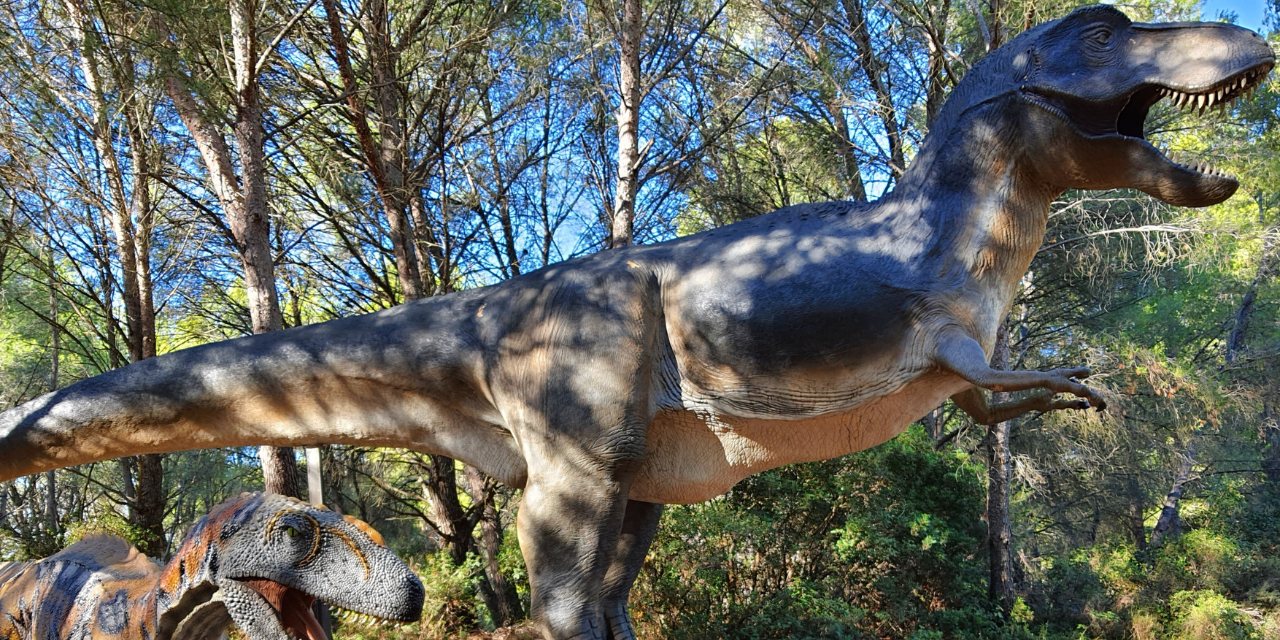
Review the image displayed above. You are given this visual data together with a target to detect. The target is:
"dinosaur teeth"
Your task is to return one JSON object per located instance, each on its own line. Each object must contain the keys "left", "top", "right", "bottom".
{"left": 327, "top": 605, "right": 403, "bottom": 628}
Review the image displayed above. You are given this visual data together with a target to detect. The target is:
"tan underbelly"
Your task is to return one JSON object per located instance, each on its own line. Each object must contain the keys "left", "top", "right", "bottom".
{"left": 628, "top": 371, "right": 967, "bottom": 504}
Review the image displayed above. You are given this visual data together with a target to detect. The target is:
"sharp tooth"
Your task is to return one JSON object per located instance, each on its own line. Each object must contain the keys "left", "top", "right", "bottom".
{"left": 1197, "top": 93, "right": 1206, "bottom": 109}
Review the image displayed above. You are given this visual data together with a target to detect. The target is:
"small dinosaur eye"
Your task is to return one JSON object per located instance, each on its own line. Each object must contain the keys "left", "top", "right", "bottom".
{"left": 285, "top": 526, "right": 299, "bottom": 537}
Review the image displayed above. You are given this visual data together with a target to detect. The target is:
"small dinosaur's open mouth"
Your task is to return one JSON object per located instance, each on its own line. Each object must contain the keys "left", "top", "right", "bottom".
{"left": 1023, "top": 60, "right": 1272, "bottom": 183}
{"left": 241, "top": 579, "right": 327, "bottom": 640}
{"left": 240, "top": 579, "right": 409, "bottom": 640}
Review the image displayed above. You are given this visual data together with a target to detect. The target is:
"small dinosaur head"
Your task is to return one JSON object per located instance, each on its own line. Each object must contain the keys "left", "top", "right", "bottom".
{"left": 171, "top": 492, "right": 423, "bottom": 640}
{"left": 935, "top": 5, "right": 1274, "bottom": 207}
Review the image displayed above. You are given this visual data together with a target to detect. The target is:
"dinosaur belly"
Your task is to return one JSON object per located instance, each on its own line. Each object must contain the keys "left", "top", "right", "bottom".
{"left": 629, "top": 371, "right": 967, "bottom": 504}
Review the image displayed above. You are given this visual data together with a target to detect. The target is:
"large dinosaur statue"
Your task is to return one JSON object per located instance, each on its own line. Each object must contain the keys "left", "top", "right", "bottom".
{"left": 0, "top": 5, "right": 1272, "bottom": 639}
{"left": 0, "top": 492, "right": 423, "bottom": 640}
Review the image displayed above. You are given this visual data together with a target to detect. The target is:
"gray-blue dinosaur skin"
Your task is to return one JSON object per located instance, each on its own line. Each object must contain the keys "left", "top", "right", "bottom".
{"left": 0, "top": 7, "right": 1272, "bottom": 639}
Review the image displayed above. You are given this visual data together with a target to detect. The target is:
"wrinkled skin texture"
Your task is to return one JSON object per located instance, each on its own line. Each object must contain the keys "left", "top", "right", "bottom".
{"left": 0, "top": 7, "right": 1272, "bottom": 640}
{"left": 0, "top": 493, "right": 423, "bottom": 640}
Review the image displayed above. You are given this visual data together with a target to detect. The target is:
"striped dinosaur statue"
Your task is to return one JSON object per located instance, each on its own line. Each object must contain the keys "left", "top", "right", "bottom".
{"left": 0, "top": 492, "right": 423, "bottom": 640}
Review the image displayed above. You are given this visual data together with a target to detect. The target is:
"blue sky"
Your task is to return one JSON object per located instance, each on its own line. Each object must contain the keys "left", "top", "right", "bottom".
{"left": 1202, "top": 0, "right": 1268, "bottom": 31}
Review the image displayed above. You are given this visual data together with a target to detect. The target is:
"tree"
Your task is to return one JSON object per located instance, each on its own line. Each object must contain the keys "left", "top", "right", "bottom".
{"left": 148, "top": 0, "right": 300, "bottom": 497}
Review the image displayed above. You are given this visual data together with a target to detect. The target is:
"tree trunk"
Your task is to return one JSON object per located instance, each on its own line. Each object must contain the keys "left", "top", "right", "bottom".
{"left": 44, "top": 257, "right": 59, "bottom": 539}
{"left": 986, "top": 0, "right": 1003, "bottom": 50}
{"left": 1227, "top": 224, "right": 1277, "bottom": 366}
{"left": 828, "top": 101, "right": 867, "bottom": 201}
{"left": 465, "top": 465, "right": 523, "bottom": 625}
{"left": 922, "top": 1, "right": 953, "bottom": 128}
{"left": 364, "top": 0, "right": 421, "bottom": 298}
{"left": 322, "top": 0, "right": 421, "bottom": 301}
{"left": 985, "top": 322, "right": 1015, "bottom": 611}
{"left": 1150, "top": 439, "right": 1197, "bottom": 548}
{"left": 425, "top": 455, "right": 473, "bottom": 566}
{"left": 43, "top": 470, "right": 57, "bottom": 535}
{"left": 968, "top": 0, "right": 1003, "bottom": 52}
{"left": 789, "top": 28, "right": 866, "bottom": 201}
{"left": 842, "top": 0, "right": 907, "bottom": 178}
{"left": 154, "top": 2, "right": 298, "bottom": 497}
{"left": 610, "top": 0, "right": 642, "bottom": 248}
{"left": 1263, "top": 402, "right": 1280, "bottom": 484}
{"left": 1127, "top": 479, "right": 1147, "bottom": 550}
{"left": 133, "top": 453, "right": 166, "bottom": 557}
{"left": 65, "top": 0, "right": 170, "bottom": 557}
{"left": 1227, "top": 209, "right": 1278, "bottom": 485}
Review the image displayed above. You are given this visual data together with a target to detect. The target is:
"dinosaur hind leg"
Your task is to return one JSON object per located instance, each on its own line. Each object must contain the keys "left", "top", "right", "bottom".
{"left": 602, "top": 500, "right": 663, "bottom": 640}
{"left": 516, "top": 456, "right": 640, "bottom": 640}
{"left": 498, "top": 265, "right": 665, "bottom": 639}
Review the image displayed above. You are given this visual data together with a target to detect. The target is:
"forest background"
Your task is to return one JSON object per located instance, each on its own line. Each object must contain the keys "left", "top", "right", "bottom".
{"left": 0, "top": 0, "right": 1278, "bottom": 638}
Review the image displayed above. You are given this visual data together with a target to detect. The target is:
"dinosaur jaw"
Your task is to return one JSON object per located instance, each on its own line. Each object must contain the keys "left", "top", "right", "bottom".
{"left": 239, "top": 579, "right": 327, "bottom": 640}
{"left": 1021, "top": 60, "right": 1272, "bottom": 206}
{"left": 238, "top": 578, "right": 411, "bottom": 640}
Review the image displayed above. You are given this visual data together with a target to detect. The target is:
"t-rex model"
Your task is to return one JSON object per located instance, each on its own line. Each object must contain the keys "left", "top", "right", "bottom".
{"left": 0, "top": 6, "right": 1272, "bottom": 640}
{"left": 0, "top": 493, "right": 423, "bottom": 640}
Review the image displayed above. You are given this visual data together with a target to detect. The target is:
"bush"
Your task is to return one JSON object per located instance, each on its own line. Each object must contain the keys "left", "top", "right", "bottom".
{"left": 630, "top": 425, "right": 1013, "bottom": 640}
{"left": 1167, "top": 590, "right": 1259, "bottom": 640}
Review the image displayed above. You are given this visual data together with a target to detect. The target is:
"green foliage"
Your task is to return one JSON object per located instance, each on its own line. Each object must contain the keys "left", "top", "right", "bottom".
{"left": 1167, "top": 590, "right": 1259, "bottom": 640}
{"left": 631, "top": 426, "right": 1022, "bottom": 640}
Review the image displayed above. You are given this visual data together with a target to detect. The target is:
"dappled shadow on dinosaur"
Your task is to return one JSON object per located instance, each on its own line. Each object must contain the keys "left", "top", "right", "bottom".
{"left": 0, "top": 6, "right": 1273, "bottom": 640}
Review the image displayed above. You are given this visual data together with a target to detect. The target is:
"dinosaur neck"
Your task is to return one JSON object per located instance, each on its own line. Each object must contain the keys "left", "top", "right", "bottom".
{"left": 149, "top": 522, "right": 229, "bottom": 639}
{"left": 890, "top": 98, "right": 1059, "bottom": 339}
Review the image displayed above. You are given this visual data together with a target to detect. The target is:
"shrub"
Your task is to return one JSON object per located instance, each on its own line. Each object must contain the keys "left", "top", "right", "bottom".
{"left": 1168, "top": 590, "right": 1259, "bottom": 640}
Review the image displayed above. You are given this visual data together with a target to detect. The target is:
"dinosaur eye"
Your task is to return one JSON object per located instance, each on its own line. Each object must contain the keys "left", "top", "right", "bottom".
{"left": 1086, "top": 25, "right": 1112, "bottom": 47}
{"left": 284, "top": 526, "right": 299, "bottom": 537}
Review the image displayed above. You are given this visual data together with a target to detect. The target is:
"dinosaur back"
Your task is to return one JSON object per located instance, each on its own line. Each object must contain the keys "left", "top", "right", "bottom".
{"left": 0, "top": 535, "right": 162, "bottom": 640}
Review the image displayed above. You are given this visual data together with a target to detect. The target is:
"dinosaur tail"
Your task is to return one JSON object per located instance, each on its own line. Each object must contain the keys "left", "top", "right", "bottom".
{"left": 0, "top": 297, "right": 492, "bottom": 482}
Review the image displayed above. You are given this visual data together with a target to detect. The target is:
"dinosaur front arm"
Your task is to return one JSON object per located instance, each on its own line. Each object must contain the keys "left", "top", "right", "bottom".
{"left": 949, "top": 387, "right": 1090, "bottom": 426}
{"left": 934, "top": 330, "right": 1106, "bottom": 412}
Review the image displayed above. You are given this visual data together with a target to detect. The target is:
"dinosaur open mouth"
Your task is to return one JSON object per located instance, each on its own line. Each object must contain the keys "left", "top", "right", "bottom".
{"left": 240, "top": 579, "right": 409, "bottom": 640}
{"left": 1023, "top": 60, "right": 1272, "bottom": 182}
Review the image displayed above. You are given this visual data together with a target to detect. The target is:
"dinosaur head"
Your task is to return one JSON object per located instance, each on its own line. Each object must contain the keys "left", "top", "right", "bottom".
{"left": 933, "top": 5, "right": 1274, "bottom": 207}
{"left": 171, "top": 493, "right": 424, "bottom": 640}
